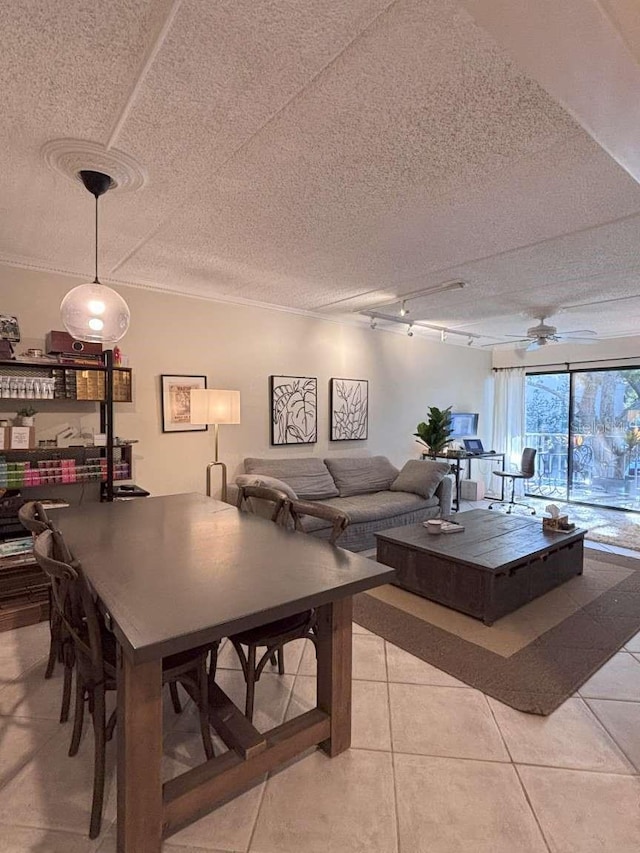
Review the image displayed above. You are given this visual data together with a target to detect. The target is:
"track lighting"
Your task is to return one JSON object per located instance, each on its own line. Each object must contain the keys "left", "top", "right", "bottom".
{"left": 400, "top": 300, "right": 409, "bottom": 318}
{"left": 467, "top": 337, "right": 473, "bottom": 346}
{"left": 440, "top": 330, "right": 447, "bottom": 343}
{"left": 369, "top": 317, "right": 377, "bottom": 330}
{"left": 407, "top": 323, "right": 414, "bottom": 337}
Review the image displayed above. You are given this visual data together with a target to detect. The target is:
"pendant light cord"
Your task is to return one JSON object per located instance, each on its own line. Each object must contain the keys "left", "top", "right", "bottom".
{"left": 94, "top": 193, "right": 100, "bottom": 284}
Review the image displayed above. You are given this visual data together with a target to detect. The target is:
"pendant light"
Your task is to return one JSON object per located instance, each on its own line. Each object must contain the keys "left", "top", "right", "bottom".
{"left": 60, "top": 170, "right": 131, "bottom": 343}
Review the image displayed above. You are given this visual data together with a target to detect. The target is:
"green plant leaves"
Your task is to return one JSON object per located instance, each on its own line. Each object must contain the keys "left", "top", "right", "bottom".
{"left": 414, "top": 406, "right": 453, "bottom": 453}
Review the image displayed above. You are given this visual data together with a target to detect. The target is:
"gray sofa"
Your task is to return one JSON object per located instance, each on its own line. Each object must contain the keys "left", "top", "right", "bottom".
{"left": 228, "top": 455, "right": 453, "bottom": 552}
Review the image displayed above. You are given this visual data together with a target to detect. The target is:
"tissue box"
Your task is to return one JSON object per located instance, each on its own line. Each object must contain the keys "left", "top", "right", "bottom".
{"left": 543, "top": 515, "right": 569, "bottom": 532}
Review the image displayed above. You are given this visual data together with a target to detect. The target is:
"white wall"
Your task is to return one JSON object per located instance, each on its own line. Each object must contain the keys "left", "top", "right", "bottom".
{"left": 0, "top": 264, "right": 493, "bottom": 497}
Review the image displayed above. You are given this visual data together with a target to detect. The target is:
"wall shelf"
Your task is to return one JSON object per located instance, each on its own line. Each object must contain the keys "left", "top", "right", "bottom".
{"left": 0, "top": 351, "right": 134, "bottom": 631}
{"left": 0, "top": 359, "right": 132, "bottom": 402}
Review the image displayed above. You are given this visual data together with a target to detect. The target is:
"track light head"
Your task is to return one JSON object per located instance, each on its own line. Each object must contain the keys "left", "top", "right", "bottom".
{"left": 467, "top": 336, "right": 473, "bottom": 346}
{"left": 399, "top": 300, "right": 409, "bottom": 318}
{"left": 369, "top": 317, "right": 377, "bottom": 330}
{"left": 407, "top": 323, "right": 414, "bottom": 337}
{"left": 440, "top": 329, "right": 447, "bottom": 343}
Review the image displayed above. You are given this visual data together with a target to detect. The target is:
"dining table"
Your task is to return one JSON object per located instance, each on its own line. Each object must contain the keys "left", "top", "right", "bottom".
{"left": 51, "top": 492, "right": 394, "bottom": 853}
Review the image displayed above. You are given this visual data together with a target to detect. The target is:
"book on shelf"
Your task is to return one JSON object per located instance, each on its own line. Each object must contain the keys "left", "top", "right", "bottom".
{"left": 0, "top": 536, "right": 33, "bottom": 557}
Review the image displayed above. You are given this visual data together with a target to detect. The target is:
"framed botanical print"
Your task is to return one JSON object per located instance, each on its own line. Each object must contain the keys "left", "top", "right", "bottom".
{"left": 161, "top": 374, "right": 208, "bottom": 432}
{"left": 270, "top": 375, "right": 317, "bottom": 445}
{"left": 330, "top": 378, "right": 368, "bottom": 441}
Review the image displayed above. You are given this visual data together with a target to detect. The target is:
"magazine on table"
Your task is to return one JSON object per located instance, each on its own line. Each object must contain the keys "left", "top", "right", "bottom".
{"left": 423, "top": 520, "right": 465, "bottom": 534}
{"left": 441, "top": 520, "right": 465, "bottom": 534}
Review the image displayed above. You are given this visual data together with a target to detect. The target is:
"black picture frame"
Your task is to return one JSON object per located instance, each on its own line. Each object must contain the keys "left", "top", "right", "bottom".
{"left": 161, "top": 374, "right": 208, "bottom": 433}
{"left": 330, "top": 378, "right": 368, "bottom": 441}
{"left": 270, "top": 375, "right": 317, "bottom": 445}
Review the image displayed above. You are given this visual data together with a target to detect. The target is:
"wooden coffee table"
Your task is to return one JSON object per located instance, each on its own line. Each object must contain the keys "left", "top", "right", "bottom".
{"left": 375, "top": 509, "right": 585, "bottom": 625}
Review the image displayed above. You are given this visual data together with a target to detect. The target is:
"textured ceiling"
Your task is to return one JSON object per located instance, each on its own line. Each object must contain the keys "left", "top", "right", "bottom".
{"left": 1, "top": 0, "right": 639, "bottom": 347}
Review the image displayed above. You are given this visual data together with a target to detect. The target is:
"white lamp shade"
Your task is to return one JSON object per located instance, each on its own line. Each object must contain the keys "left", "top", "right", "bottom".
{"left": 60, "top": 282, "right": 130, "bottom": 343}
{"left": 190, "top": 389, "right": 241, "bottom": 425}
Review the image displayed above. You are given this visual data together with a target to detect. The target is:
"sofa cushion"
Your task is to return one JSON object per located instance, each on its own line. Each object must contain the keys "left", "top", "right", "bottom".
{"left": 323, "top": 456, "right": 399, "bottom": 497}
{"left": 299, "top": 491, "right": 437, "bottom": 531}
{"left": 235, "top": 473, "right": 298, "bottom": 500}
{"left": 390, "top": 459, "right": 451, "bottom": 499}
{"left": 244, "top": 457, "right": 338, "bottom": 500}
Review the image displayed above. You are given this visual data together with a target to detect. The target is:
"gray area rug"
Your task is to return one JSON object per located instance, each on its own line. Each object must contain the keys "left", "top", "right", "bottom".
{"left": 354, "top": 549, "right": 640, "bottom": 715}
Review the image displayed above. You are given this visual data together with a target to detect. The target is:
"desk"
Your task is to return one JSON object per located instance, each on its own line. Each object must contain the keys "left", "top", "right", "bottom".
{"left": 52, "top": 493, "right": 394, "bottom": 853}
{"left": 428, "top": 452, "right": 506, "bottom": 512}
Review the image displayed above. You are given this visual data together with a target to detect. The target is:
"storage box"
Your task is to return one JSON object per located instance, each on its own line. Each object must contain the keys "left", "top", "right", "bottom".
{"left": 460, "top": 479, "right": 485, "bottom": 501}
{"left": 10, "top": 427, "right": 35, "bottom": 450}
{"left": 0, "top": 427, "right": 8, "bottom": 451}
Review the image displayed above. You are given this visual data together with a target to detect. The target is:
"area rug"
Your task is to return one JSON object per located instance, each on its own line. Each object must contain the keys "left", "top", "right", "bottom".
{"left": 354, "top": 549, "right": 640, "bottom": 715}
{"left": 527, "top": 498, "right": 640, "bottom": 550}
{"left": 566, "top": 505, "right": 640, "bottom": 550}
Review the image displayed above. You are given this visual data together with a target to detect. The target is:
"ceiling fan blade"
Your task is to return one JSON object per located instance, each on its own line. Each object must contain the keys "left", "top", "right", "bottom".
{"left": 481, "top": 339, "right": 530, "bottom": 348}
{"left": 557, "top": 329, "right": 597, "bottom": 337}
{"left": 556, "top": 335, "right": 596, "bottom": 344}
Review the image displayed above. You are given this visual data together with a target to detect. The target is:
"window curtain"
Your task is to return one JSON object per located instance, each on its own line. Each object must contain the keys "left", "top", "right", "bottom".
{"left": 492, "top": 367, "right": 526, "bottom": 493}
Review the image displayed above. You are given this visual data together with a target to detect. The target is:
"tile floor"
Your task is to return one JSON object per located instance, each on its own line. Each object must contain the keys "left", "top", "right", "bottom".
{"left": 1, "top": 599, "right": 640, "bottom": 853}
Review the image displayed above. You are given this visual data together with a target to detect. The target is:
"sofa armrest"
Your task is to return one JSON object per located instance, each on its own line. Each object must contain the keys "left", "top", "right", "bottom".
{"left": 226, "top": 483, "right": 239, "bottom": 507}
{"left": 435, "top": 475, "right": 453, "bottom": 517}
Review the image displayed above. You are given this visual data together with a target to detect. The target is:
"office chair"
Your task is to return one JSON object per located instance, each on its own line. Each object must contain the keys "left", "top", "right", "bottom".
{"left": 488, "top": 448, "right": 537, "bottom": 515}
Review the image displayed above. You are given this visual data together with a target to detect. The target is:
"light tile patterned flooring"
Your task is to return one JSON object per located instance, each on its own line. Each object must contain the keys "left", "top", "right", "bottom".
{"left": 1, "top": 603, "right": 640, "bottom": 853}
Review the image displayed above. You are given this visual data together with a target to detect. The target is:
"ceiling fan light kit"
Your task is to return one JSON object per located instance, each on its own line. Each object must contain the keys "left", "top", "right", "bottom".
{"left": 60, "top": 169, "right": 131, "bottom": 344}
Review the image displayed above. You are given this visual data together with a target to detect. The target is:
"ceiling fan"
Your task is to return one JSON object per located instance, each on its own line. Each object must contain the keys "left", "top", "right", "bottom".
{"left": 488, "top": 317, "right": 597, "bottom": 351}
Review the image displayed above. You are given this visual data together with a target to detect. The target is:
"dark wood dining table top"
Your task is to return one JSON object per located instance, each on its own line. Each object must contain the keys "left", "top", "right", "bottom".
{"left": 50, "top": 493, "right": 394, "bottom": 664}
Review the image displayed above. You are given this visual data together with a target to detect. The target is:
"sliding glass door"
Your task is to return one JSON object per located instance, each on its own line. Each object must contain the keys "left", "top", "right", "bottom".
{"left": 525, "top": 372, "right": 570, "bottom": 500}
{"left": 525, "top": 367, "right": 640, "bottom": 511}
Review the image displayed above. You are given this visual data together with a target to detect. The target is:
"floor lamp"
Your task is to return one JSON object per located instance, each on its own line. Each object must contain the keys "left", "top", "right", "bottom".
{"left": 190, "top": 389, "right": 241, "bottom": 501}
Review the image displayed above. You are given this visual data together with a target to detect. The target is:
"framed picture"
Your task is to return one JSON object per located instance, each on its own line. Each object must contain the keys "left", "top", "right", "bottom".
{"left": 270, "top": 375, "right": 317, "bottom": 445}
{"left": 0, "top": 314, "right": 20, "bottom": 342}
{"left": 330, "top": 378, "right": 368, "bottom": 441}
{"left": 161, "top": 374, "right": 208, "bottom": 432}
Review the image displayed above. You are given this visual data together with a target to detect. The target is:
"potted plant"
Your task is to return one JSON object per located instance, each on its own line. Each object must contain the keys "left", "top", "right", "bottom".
{"left": 16, "top": 406, "right": 37, "bottom": 427}
{"left": 414, "top": 406, "right": 453, "bottom": 455}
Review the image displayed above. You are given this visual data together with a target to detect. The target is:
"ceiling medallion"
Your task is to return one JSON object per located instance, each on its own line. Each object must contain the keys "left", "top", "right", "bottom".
{"left": 41, "top": 138, "right": 147, "bottom": 193}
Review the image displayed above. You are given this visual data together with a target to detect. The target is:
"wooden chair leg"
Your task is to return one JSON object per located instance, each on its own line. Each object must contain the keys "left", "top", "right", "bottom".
{"left": 207, "top": 642, "right": 219, "bottom": 703}
{"left": 245, "top": 645, "right": 257, "bottom": 722}
{"left": 60, "top": 647, "right": 73, "bottom": 724}
{"left": 89, "top": 685, "right": 107, "bottom": 840}
{"left": 196, "top": 664, "right": 214, "bottom": 761}
{"left": 169, "top": 681, "right": 182, "bottom": 714}
{"left": 45, "top": 605, "right": 59, "bottom": 679}
{"left": 69, "top": 676, "right": 85, "bottom": 756}
{"left": 277, "top": 647, "right": 285, "bottom": 675}
{"left": 105, "top": 708, "right": 117, "bottom": 742}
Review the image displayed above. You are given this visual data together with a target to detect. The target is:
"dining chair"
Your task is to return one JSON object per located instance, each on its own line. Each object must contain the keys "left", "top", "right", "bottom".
{"left": 488, "top": 447, "right": 538, "bottom": 514}
{"left": 236, "top": 483, "right": 292, "bottom": 523}
{"left": 230, "top": 490, "right": 349, "bottom": 721}
{"left": 18, "top": 501, "right": 74, "bottom": 723}
{"left": 33, "top": 527, "right": 215, "bottom": 839}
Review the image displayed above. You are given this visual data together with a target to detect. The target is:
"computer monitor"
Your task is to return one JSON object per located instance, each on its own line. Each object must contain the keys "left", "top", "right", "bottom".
{"left": 450, "top": 412, "right": 479, "bottom": 438}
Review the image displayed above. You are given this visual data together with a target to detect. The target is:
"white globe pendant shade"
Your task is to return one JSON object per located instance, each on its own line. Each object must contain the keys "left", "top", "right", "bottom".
{"left": 61, "top": 282, "right": 130, "bottom": 344}
{"left": 60, "top": 169, "right": 131, "bottom": 345}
